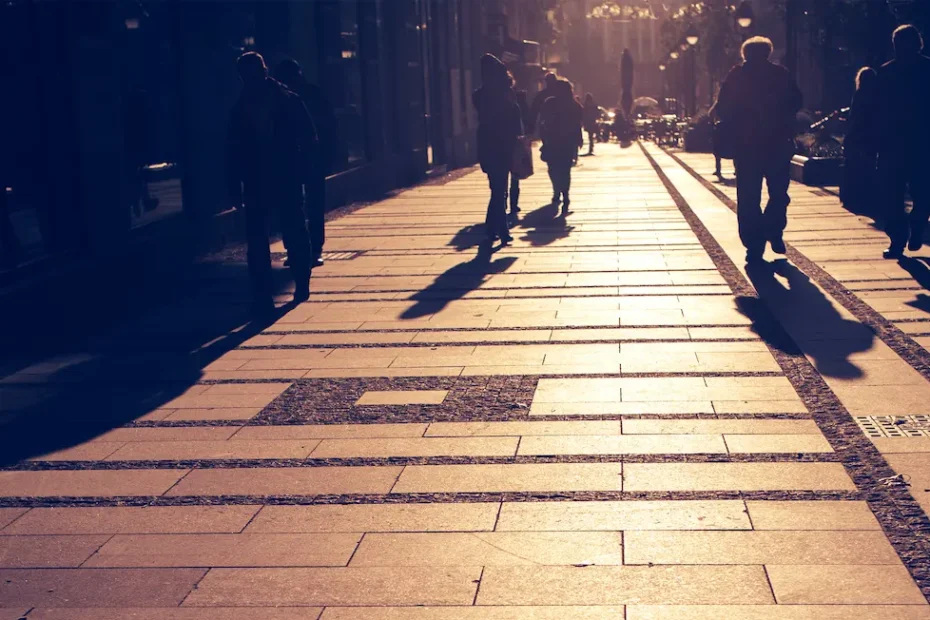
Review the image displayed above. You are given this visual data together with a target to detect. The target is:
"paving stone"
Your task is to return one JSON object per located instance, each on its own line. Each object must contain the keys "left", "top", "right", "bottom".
{"left": 163, "top": 407, "right": 263, "bottom": 421}
{"left": 518, "top": 434, "right": 727, "bottom": 455}
{"left": 0, "top": 610, "right": 29, "bottom": 620}
{"left": 351, "top": 531, "right": 623, "bottom": 566}
{"left": 356, "top": 390, "right": 448, "bottom": 405}
{"left": 183, "top": 566, "right": 480, "bottom": 606}
{"left": 93, "top": 427, "right": 238, "bottom": 442}
{"left": 0, "top": 470, "right": 188, "bottom": 497}
{"left": 2, "top": 506, "right": 260, "bottom": 535}
{"left": 476, "top": 565, "right": 774, "bottom": 605}
{"left": 311, "top": 437, "right": 518, "bottom": 458}
{"left": 233, "top": 423, "right": 429, "bottom": 440}
{"left": 85, "top": 533, "right": 361, "bottom": 567}
{"left": 245, "top": 502, "right": 499, "bottom": 533}
{"left": 0, "top": 568, "right": 206, "bottom": 607}
{"left": 872, "top": 437, "right": 930, "bottom": 453}
{"left": 166, "top": 466, "right": 403, "bottom": 497}
{"left": 626, "top": 606, "right": 930, "bottom": 619}
{"left": 495, "top": 500, "right": 750, "bottom": 531}
{"left": 29, "top": 442, "right": 125, "bottom": 461}
{"left": 623, "top": 463, "right": 856, "bottom": 491}
{"left": 425, "top": 421, "right": 622, "bottom": 436}
{"left": 623, "top": 420, "right": 820, "bottom": 435}
{"left": 530, "top": 401, "right": 715, "bottom": 416}
{"left": 724, "top": 434, "right": 833, "bottom": 454}
{"left": 0, "top": 535, "right": 110, "bottom": 568}
{"left": 320, "top": 607, "right": 627, "bottom": 620}
{"left": 106, "top": 440, "right": 321, "bottom": 461}
{"left": 0, "top": 509, "right": 28, "bottom": 531}
{"left": 745, "top": 501, "right": 881, "bottom": 530}
{"left": 712, "top": 400, "right": 808, "bottom": 413}
{"left": 767, "top": 564, "right": 927, "bottom": 604}
{"left": 392, "top": 463, "right": 623, "bottom": 493}
{"left": 625, "top": 531, "right": 900, "bottom": 565}
{"left": 27, "top": 609, "right": 324, "bottom": 619}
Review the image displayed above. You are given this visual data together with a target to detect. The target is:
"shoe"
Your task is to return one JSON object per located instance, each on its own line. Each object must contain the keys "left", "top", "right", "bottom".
{"left": 312, "top": 256, "right": 325, "bottom": 268}
{"left": 511, "top": 205, "right": 521, "bottom": 214}
{"left": 883, "top": 247, "right": 904, "bottom": 259}
{"left": 293, "top": 285, "right": 310, "bottom": 303}
{"left": 770, "top": 237, "right": 786, "bottom": 255}
{"left": 500, "top": 233, "right": 514, "bottom": 245}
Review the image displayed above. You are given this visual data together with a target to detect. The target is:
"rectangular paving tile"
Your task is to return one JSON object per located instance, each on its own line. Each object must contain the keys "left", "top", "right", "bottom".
{"left": 30, "top": 442, "right": 125, "bottom": 461}
{"left": 105, "top": 440, "right": 320, "bottom": 461}
{"left": 767, "top": 564, "right": 926, "bottom": 604}
{"left": 2, "top": 506, "right": 260, "bottom": 535}
{"left": 166, "top": 466, "right": 403, "bottom": 497}
{"left": 350, "top": 532, "right": 623, "bottom": 566}
{"left": 234, "top": 423, "right": 428, "bottom": 440}
{"left": 713, "top": 400, "right": 808, "bottom": 414}
{"left": 355, "top": 390, "right": 448, "bottom": 405}
{"left": 0, "top": 535, "right": 110, "bottom": 568}
{"left": 623, "top": 420, "right": 820, "bottom": 435}
{"left": 623, "top": 463, "right": 856, "bottom": 491}
{"left": 627, "top": 606, "right": 930, "bottom": 619}
{"left": 496, "top": 500, "right": 750, "bottom": 531}
{"left": 391, "top": 463, "right": 623, "bottom": 493}
{"left": 476, "top": 565, "right": 774, "bottom": 605}
{"left": 320, "top": 607, "right": 627, "bottom": 620}
{"left": 163, "top": 407, "right": 264, "bottom": 421}
{"left": 746, "top": 501, "right": 881, "bottom": 530}
{"left": 724, "top": 434, "right": 833, "bottom": 454}
{"left": 246, "top": 502, "right": 499, "bottom": 533}
{"left": 93, "top": 427, "right": 239, "bottom": 442}
{"left": 28, "top": 609, "right": 324, "bottom": 620}
{"left": 624, "top": 531, "right": 900, "bottom": 565}
{"left": 0, "top": 509, "right": 28, "bottom": 531}
{"left": 310, "top": 437, "right": 518, "bottom": 458}
{"left": 425, "top": 421, "right": 622, "bottom": 436}
{"left": 85, "top": 533, "right": 361, "bottom": 567}
{"left": 0, "top": 568, "right": 206, "bottom": 607}
{"left": 518, "top": 434, "right": 726, "bottom": 456}
{"left": 183, "top": 566, "right": 480, "bottom": 607}
{"left": 0, "top": 470, "right": 188, "bottom": 497}
{"left": 530, "top": 401, "right": 715, "bottom": 416}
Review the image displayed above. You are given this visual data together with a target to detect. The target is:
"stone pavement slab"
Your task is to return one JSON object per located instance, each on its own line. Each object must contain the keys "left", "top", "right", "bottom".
{"left": 320, "top": 607, "right": 627, "bottom": 619}
{"left": 495, "top": 500, "right": 750, "bottom": 531}
{"left": 627, "top": 606, "right": 930, "bottom": 620}
{"left": 26, "top": 610, "right": 324, "bottom": 620}
{"left": 166, "top": 466, "right": 403, "bottom": 496}
{"left": 391, "top": 463, "right": 623, "bottom": 493}
{"left": 245, "top": 502, "right": 499, "bottom": 533}
{"left": 1, "top": 506, "right": 260, "bottom": 534}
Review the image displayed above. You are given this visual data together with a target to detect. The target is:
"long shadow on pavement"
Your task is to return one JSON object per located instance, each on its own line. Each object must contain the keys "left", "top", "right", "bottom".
{"left": 736, "top": 260, "right": 873, "bottom": 379}
{"left": 518, "top": 202, "right": 575, "bottom": 247}
{"left": 0, "top": 261, "right": 299, "bottom": 466}
{"left": 898, "top": 258, "right": 930, "bottom": 316}
{"left": 400, "top": 247, "right": 517, "bottom": 320}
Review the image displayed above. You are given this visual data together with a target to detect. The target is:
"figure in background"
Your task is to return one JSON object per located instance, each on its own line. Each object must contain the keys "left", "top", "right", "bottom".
{"left": 714, "top": 36, "right": 802, "bottom": 263}
{"left": 876, "top": 25, "right": 930, "bottom": 258}
{"left": 540, "top": 79, "right": 583, "bottom": 215}
{"left": 227, "top": 52, "right": 317, "bottom": 316}
{"left": 508, "top": 88, "right": 531, "bottom": 217}
{"left": 529, "top": 72, "right": 559, "bottom": 136}
{"left": 583, "top": 93, "right": 599, "bottom": 156}
{"left": 473, "top": 54, "right": 522, "bottom": 246}
{"left": 841, "top": 67, "right": 879, "bottom": 215}
{"left": 708, "top": 101, "right": 724, "bottom": 178}
{"left": 276, "top": 59, "right": 342, "bottom": 268}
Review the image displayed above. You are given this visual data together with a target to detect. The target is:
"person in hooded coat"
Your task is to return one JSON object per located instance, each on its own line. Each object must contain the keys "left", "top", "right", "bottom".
{"left": 540, "top": 79, "right": 583, "bottom": 214}
{"left": 582, "top": 93, "right": 599, "bottom": 156}
{"left": 472, "top": 54, "right": 523, "bottom": 245}
{"left": 227, "top": 52, "right": 317, "bottom": 316}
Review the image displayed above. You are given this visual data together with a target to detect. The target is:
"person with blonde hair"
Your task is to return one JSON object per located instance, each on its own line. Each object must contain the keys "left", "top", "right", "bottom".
{"left": 713, "top": 36, "right": 802, "bottom": 263}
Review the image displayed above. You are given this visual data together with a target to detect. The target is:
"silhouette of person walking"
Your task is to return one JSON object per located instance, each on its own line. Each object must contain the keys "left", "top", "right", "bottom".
{"left": 529, "top": 72, "right": 559, "bottom": 136}
{"left": 841, "top": 67, "right": 879, "bottom": 215}
{"left": 714, "top": 37, "right": 802, "bottom": 263}
{"left": 275, "top": 59, "right": 342, "bottom": 268}
{"left": 876, "top": 25, "right": 930, "bottom": 258}
{"left": 540, "top": 79, "right": 583, "bottom": 215}
{"left": 583, "top": 93, "right": 599, "bottom": 156}
{"left": 227, "top": 52, "right": 317, "bottom": 316}
{"left": 473, "top": 54, "right": 523, "bottom": 246}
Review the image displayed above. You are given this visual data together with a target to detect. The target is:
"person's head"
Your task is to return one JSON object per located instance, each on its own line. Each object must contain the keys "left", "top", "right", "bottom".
{"left": 275, "top": 58, "right": 303, "bottom": 87}
{"left": 584, "top": 93, "right": 594, "bottom": 106}
{"left": 544, "top": 72, "right": 558, "bottom": 89}
{"left": 480, "top": 53, "right": 512, "bottom": 89}
{"left": 556, "top": 79, "right": 574, "bottom": 99}
{"left": 855, "top": 66, "right": 877, "bottom": 91}
{"left": 741, "top": 36, "right": 774, "bottom": 64}
{"left": 237, "top": 52, "right": 268, "bottom": 89}
{"left": 893, "top": 24, "right": 924, "bottom": 59}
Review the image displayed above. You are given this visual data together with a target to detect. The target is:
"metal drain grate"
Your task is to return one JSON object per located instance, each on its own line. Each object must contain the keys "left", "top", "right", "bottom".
{"left": 855, "top": 415, "right": 930, "bottom": 438}
{"left": 322, "top": 251, "right": 364, "bottom": 261}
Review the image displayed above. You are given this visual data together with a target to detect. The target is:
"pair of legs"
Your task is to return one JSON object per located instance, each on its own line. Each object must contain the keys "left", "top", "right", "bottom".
{"left": 587, "top": 131, "right": 596, "bottom": 155}
{"left": 714, "top": 154, "right": 722, "bottom": 177}
{"left": 305, "top": 172, "right": 326, "bottom": 264}
{"left": 880, "top": 153, "right": 930, "bottom": 257}
{"left": 734, "top": 152, "right": 791, "bottom": 261}
{"left": 486, "top": 170, "right": 513, "bottom": 243}
{"left": 547, "top": 160, "right": 572, "bottom": 211}
{"left": 244, "top": 184, "right": 313, "bottom": 312}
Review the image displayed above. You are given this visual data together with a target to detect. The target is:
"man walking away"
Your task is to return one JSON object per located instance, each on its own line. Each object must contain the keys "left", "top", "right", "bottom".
{"left": 714, "top": 36, "right": 802, "bottom": 263}
{"left": 540, "top": 79, "right": 584, "bottom": 215}
{"left": 227, "top": 52, "right": 317, "bottom": 317}
{"left": 276, "top": 58, "right": 341, "bottom": 268}
{"left": 876, "top": 25, "right": 930, "bottom": 259}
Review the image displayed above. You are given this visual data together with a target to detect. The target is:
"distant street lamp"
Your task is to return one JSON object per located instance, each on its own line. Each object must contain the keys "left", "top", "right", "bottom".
{"left": 658, "top": 63, "right": 666, "bottom": 71}
{"left": 736, "top": 1, "right": 755, "bottom": 30}
{"left": 685, "top": 25, "right": 700, "bottom": 47}
{"left": 670, "top": 50, "right": 680, "bottom": 60}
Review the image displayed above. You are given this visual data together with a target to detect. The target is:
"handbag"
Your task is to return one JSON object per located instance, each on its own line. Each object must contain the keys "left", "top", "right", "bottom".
{"left": 512, "top": 136, "right": 534, "bottom": 180}
{"left": 714, "top": 120, "right": 736, "bottom": 160}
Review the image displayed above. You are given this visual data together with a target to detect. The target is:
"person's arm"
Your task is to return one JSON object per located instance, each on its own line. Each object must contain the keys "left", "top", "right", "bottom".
{"left": 226, "top": 106, "right": 243, "bottom": 209}
{"left": 714, "top": 68, "right": 737, "bottom": 122}
{"left": 291, "top": 96, "right": 320, "bottom": 182}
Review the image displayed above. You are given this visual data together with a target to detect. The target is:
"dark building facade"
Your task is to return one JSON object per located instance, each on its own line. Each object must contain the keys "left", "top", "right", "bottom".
{"left": 0, "top": 0, "right": 521, "bottom": 282}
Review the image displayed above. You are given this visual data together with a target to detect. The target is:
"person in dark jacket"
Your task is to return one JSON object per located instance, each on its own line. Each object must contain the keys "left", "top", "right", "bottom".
{"left": 540, "top": 79, "right": 583, "bottom": 214}
{"left": 508, "top": 89, "right": 531, "bottom": 217}
{"left": 583, "top": 93, "right": 599, "bottom": 156}
{"left": 841, "top": 67, "right": 879, "bottom": 215}
{"left": 276, "top": 59, "right": 341, "bottom": 268}
{"left": 473, "top": 54, "right": 523, "bottom": 246}
{"left": 876, "top": 25, "right": 930, "bottom": 258}
{"left": 227, "top": 52, "right": 317, "bottom": 315}
{"left": 714, "top": 36, "right": 802, "bottom": 263}
{"left": 529, "top": 72, "right": 559, "bottom": 136}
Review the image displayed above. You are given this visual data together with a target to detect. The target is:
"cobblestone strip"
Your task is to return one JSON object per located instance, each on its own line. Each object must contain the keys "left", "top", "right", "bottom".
{"left": 644, "top": 142, "right": 930, "bottom": 598}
